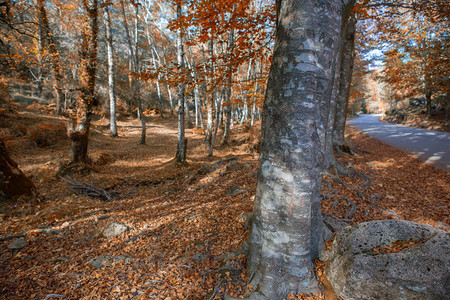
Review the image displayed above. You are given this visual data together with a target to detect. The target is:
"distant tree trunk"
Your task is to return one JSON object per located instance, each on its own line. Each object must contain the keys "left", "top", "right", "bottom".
{"left": 209, "top": 94, "right": 222, "bottom": 156}
{"left": 36, "top": 10, "right": 43, "bottom": 97}
{"left": 161, "top": 53, "right": 174, "bottom": 115}
{"left": 206, "top": 100, "right": 213, "bottom": 143}
{"left": 247, "top": 0, "right": 355, "bottom": 298}
{"left": 146, "top": 31, "right": 164, "bottom": 119}
{"left": 194, "top": 84, "right": 203, "bottom": 127}
{"left": 204, "top": 39, "right": 214, "bottom": 146}
{"left": 134, "top": 5, "right": 145, "bottom": 145}
{"left": 222, "top": 28, "right": 234, "bottom": 145}
{"left": 136, "top": 92, "right": 146, "bottom": 145}
{"left": 69, "top": 0, "right": 98, "bottom": 163}
{"left": 156, "top": 80, "right": 164, "bottom": 118}
{"left": 333, "top": 15, "right": 356, "bottom": 153}
{"left": 446, "top": 89, "right": 450, "bottom": 122}
{"left": 120, "top": 0, "right": 145, "bottom": 144}
{"left": 37, "top": 0, "right": 65, "bottom": 115}
{"left": 321, "top": 13, "right": 353, "bottom": 170}
{"left": 425, "top": 90, "right": 432, "bottom": 119}
{"left": 185, "top": 99, "right": 193, "bottom": 128}
{"left": 104, "top": 4, "right": 117, "bottom": 137}
{"left": 166, "top": 82, "right": 174, "bottom": 115}
{"left": 239, "top": 61, "right": 253, "bottom": 126}
{"left": 175, "top": 4, "right": 187, "bottom": 163}
{"left": 152, "top": 53, "right": 164, "bottom": 118}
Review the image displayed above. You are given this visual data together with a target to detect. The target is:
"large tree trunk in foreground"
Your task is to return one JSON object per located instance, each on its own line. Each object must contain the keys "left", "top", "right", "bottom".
{"left": 69, "top": 0, "right": 98, "bottom": 163}
{"left": 333, "top": 15, "right": 356, "bottom": 152}
{"left": 247, "top": 0, "right": 355, "bottom": 298}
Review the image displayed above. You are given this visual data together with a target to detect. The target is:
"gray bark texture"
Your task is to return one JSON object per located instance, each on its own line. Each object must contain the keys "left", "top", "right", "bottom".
{"left": 209, "top": 94, "right": 222, "bottom": 156}
{"left": 205, "top": 39, "right": 214, "bottom": 146}
{"left": 247, "top": 0, "right": 355, "bottom": 298}
{"left": 446, "top": 89, "right": 450, "bottom": 122}
{"left": 318, "top": 2, "right": 352, "bottom": 169}
{"left": 222, "top": 28, "right": 234, "bottom": 145}
{"left": 425, "top": 90, "right": 432, "bottom": 119}
{"left": 69, "top": 0, "right": 98, "bottom": 163}
{"left": 104, "top": 5, "right": 117, "bottom": 137}
{"left": 333, "top": 15, "right": 356, "bottom": 151}
{"left": 175, "top": 4, "right": 186, "bottom": 163}
{"left": 37, "top": 11, "right": 43, "bottom": 97}
{"left": 120, "top": 0, "right": 146, "bottom": 144}
{"left": 37, "top": 0, "right": 65, "bottom": 115}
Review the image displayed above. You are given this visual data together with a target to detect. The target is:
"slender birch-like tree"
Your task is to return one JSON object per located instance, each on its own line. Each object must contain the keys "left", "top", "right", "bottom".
{"left": 104, "top": 1, "right": 117, "bottom": 137}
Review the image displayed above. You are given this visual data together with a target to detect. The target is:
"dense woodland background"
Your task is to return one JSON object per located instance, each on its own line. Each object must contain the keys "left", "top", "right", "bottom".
{"left": 1, "top": 0, "right": 447, "bottom": 146}
{"left": 0, "top": 0, "right": 449, "bottom": 299}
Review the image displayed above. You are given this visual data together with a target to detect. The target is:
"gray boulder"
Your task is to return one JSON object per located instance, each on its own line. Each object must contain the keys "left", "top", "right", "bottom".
{"left": 103, "top": 222, "right": 128, "bottom": 238}
{"left": 325, "top": 220, "right": 449, "bottom": 300}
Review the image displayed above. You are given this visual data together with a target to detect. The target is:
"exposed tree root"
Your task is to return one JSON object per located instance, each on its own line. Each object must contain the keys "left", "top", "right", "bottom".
{"left": 351, "top": 146, "right": 372, "bottom": 154}
{"left": 334, "top": 144, "right": 354, "bottom": 156}
{"left": 343, "top": 196, "right": 358, "bottom": 218}
{"left": 326, "top": 172, "right": 365, "bottom": 200}
{"left": 334, "top": 162, "right": 358, "bottom": 178}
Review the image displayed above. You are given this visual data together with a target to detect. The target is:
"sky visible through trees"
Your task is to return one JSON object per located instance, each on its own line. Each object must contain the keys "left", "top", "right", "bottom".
{"left": 0, "top": 0, "right": 449, "bottom": 299}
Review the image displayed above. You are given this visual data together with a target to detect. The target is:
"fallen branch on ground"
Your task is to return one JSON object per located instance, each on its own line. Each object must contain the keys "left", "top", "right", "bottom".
{"left": 0, "top": 232, "right": 27, "bottom": 242}
{"left": 60, "top": 176, "right": 119, "bottom": 201}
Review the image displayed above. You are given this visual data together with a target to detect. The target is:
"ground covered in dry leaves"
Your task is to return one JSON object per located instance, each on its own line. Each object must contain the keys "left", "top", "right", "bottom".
{"left": 381, "top": 106, "right": 449, "bottom": 133}
{"left": 0, "top": 105, "right": 449, "bottom": 300}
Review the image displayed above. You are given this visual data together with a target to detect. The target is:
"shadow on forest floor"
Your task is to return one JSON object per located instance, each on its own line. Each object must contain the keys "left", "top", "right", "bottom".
{"left": 0, "top": 105, "right": 448, "bottom": 299}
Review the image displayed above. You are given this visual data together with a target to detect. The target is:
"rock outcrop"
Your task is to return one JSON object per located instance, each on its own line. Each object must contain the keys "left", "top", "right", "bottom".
{"left": 325, "top": 220, "right": 449, "bottom": 300}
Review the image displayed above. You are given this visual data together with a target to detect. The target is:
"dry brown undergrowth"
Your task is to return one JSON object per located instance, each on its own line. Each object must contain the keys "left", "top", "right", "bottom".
{"left": 0, "top": 105, "right": 448, "bottom": 299}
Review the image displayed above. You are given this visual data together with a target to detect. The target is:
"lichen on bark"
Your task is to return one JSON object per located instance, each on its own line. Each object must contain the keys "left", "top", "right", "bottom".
{"left": 246, "top": 0, "right": 356, "bottom": 298}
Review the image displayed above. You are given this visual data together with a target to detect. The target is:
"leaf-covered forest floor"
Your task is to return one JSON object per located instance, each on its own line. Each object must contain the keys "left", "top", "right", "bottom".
{"left": 381, "top": 106, "right": 450, "bottom": 133}
{"left": 1, "top": 105, "right": 449, "bottom": 300}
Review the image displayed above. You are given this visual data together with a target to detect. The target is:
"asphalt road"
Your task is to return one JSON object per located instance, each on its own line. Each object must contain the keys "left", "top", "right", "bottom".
{"left": 348, "top": 114, "right": 450, "bottom": 172}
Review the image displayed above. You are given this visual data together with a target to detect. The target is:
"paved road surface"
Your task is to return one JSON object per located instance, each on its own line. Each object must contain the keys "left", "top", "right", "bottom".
{"left": 348, "top": 114, "right": 450, "bottom": 172}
